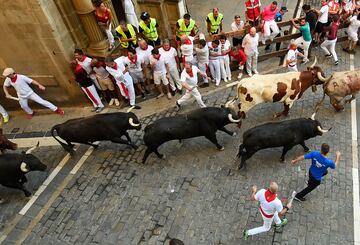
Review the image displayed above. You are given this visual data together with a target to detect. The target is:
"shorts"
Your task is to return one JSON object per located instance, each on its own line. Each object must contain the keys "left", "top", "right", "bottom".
{"left": 97, "top": 76, "right": 115, "bottom": 90}
{"left": 315, "top": 22, "right": 327, "bottom": 33}
{"left": 129, "top": 71, "right": 145, "bottom": 84}
{"left": 153, "top": 72, "right": 169, "bottom": 86}
{"left": 348, "top": 30, "right": 359, "bottom": 42}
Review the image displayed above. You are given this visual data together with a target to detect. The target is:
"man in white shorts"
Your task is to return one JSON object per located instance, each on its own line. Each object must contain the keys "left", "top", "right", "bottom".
{"left": 105, "top": 57, "right": 141, "bottom": 109}
{"left": 243, "top": 182, "right": 291, "bottom": 240}
{"left": 159, "top": 39, "right": 182, "bottom": 94}
{"left": 74, "top": 49, "right": 101, "bottom": 90}
{"left": 344, "top": 13, "right": 360, "bottom": 54}
{"left": 136, "top": 39, "right": 154, "bottom": 86}
{"left": 286, "top": 42, "right": 305, "bottom": 72}
{"left": 150, "top": 48, "right": 172, "bottom": 99}
{"left": 176, "top": 63, "right": 207, "bottom": 109}
{"left": 2, "top": 68, "right": 64, "bottom": 119}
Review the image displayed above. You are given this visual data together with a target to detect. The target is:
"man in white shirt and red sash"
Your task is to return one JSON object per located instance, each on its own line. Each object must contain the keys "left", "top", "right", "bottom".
{"left": 243, "top": 182, "right": 291, "bottom": 240}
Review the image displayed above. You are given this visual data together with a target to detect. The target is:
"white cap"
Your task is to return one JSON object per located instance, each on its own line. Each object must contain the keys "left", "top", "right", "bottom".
{"left": 2, "top": 68, "right": 15, "bottom": 77}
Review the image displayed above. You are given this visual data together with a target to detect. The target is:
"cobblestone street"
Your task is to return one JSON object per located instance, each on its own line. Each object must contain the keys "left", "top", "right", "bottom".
{"left": 0, "top": 44, "right": 358, "bottom": 245}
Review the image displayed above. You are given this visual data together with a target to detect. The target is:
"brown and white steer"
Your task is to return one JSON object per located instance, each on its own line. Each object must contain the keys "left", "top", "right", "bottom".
{"left": 316, "top": 70, "right": 360, "bottom": 111}
{"left": 225, "top": 62, "right": 331, "bottom": 123}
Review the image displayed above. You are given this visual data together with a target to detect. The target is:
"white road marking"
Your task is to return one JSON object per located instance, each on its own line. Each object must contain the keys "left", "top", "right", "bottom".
{"left": 350, "top": 53, "right": 360, "bottom": 244}
{"left": 70, "top": 146, "right": 94, "bottom": 175}
{"left": 12, "top": 137, "right": 59, "bottom": 148}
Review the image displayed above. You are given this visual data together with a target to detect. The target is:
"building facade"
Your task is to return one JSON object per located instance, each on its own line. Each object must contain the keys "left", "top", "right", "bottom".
{"left": 0, "top": 0, "right": 185, "bottom": 109}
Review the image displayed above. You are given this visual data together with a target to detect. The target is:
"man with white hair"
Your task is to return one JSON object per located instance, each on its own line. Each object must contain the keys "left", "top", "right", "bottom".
{"left": 243, "top": 182, "right": 291, "bottom": 240}
{"left": 242, "top": 27, "right": 259, "bottom": 76}
{"left": 2, "top": 68, "right": 64, "bottom": 119}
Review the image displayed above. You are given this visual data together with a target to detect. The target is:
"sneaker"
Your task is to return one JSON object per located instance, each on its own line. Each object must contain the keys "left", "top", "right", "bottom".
{"left": 132, "top": 105, "right": 141, "bottom": 110}
{"left": 91, "top": 107, "right": 98, "bottom": 112}
{"left": 238, "top": 73, "right": 243, "bottom": 79}
{"left": 252, "top": 70, "right": 259, "bottom": 75}
{"left": 276, "top": 218, "right": 288, "bottom": 227}
{"left": 176, "top": 101, "right": 181, "bottom": 109}
{"left": 248, "top": 72, "right": 253, "bottom": 77}
{"left": 55, "top": 108, "right": 65, "bottom": 116}
{"left": 171, "top": 90, "right": 176, "bottom": 96}
{"left": 156, "top": 93, "right": 164, "bottom": 99}
{"left": 243, "top": 229, "right": 249, "bottom": 240}
{"left": 325, "top": 54, "right": 332, "bottom": 58}
{"left": 261, "top": 39, "right": 266, "bottom": 45}
{"left": 294, "top": 196, "right": 306, "bottom": 202}
{"left": 96, "top": 107, "right": 104, "bottom": 113}
{"left": 109, "top": 98, "right": 115, "bottom": 106}
{"left": 200, "top": 83, "right": 209, "bottom": 88}
{"left": 3, "top": 115, "right": 9, "bottom": 123}
{"left": 26, "top": 112, "right": 35, "bottom": 120}
{"left": 224, "top": 78, "right": 228, "bottom": 83}
{"left": 114, "top": 99, "right": 120, "bottom": 106}
{"left": 334, "top": 60, "right": 339, "bottom": 66}
{"left": 228, "top": 77, "right": 232, "bottom": 81}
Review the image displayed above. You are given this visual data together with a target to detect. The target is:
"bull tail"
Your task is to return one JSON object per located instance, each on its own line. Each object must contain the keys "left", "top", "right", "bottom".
{"left": 51, "top": 126, "right": 74, "bottom": 153}
{"left": 236, "top": 144, "right": 246, "bottom": 158}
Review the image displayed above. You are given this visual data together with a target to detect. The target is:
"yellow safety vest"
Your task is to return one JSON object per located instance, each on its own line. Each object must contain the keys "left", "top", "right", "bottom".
{"left": 139, "top": 18, "right": 158, "bottom": 41}
{"left": 207, "top": 12, "right": 223, "bottom": 33}
{"left": 116, "top": 24, "right": 137, "bottom": 49}
{"left": 176, "top": 18, "right": 195, "bottom": 38}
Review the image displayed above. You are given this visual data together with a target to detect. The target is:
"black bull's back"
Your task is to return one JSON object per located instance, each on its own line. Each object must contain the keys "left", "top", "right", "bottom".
{"left": 0, "top": 154, "right": 23, "bottom": 183}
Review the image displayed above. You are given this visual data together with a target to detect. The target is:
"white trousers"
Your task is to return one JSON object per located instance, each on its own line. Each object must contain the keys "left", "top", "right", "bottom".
{"left": 177, "top": 87, "right": 206, "bottom": 108}
{"left": 19, "top": 92, "right": 57, "bottom": 114}
{"left": 320, "top": 38, "right": 338, "bottom": 62}
{"left": 263, "top": 20, "right": 280, "bottom": 41}
{"left": 100, "top": 23, "right": 114, "bottom": 46}
{"left": 197, "top": 62, "right": 209, "bottom": 84}
{"left": 288, "top": 65, "right": 298, "bottom": 72}
{"left": 246, "top": 53, "right": 258, "bottom": 74}
{"left": 294, "top": 37, "right": 311, "bottom": 60}
{"left": 168, "top": 67, "right": 182, "bottom": 90}
{"left": 116, "top": 79, "right": 136, "bottom": 106}
{"left": 81, "top": 85, "right": 104, "bottom": 108}
{"left": 220, "top": 55, "right": 231, "bottom": 80}
{"left": 248, "top": 211, "right": 281, "bottom": 236}
{"left": 0, "top": 104, "right": 8, "bottom": 118}
{"left": 209, "top": 59, "right": 221, "bottom": 85}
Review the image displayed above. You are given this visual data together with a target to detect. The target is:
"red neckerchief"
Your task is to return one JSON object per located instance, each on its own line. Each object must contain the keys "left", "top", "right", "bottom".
{"left": 78, "top": 55, "right": 86, "bottom": 62}
{"left": 141, "top": 45, "right": 148, "bottom": 51}
{"left": 264, "top": 189, "right": 276, "bottom": 202}
{"left": 183, "top": 38, "right": 192, "bottom": 45}
{"left": 186, "top": 68, "right": 194, "bottom": 77}
{"left": 154, "top": 54, "right": 161, "bottom": 60}
{"left": 10, "top": 74, "right": 18, "bottom": 83}
{"left": 74, "top": 64, "right": 83, "bottom": 74}
{"left": 113, "top": 63, "right": 118, "bottom": 70}
{"left": 128, "top": 54, "right": 137, "bottom": 64}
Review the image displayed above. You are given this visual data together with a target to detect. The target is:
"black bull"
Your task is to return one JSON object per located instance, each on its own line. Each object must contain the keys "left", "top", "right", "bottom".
{"left": 0, "top": 148, "right": 46, "bottom": 197}
{"left": 236, "top": 115, "right": 330, "bottom": 170}
{"left": 51, "top": 112, "right": 141, "bottom": 153}
{"left": 142, "top": 107, "right": 241, "bottom": 163}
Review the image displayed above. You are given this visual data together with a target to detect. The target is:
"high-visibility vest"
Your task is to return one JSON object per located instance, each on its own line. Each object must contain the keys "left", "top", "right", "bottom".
{"left": 116, "top": 24, "right": 137, "bottom": 49}
{"left": 176, "top": 18, "right": 195, "bottom": 37}
{"left": 139, "top": 18, "right": 159, "bottom": 41}
{"left": 245, "top": 0, "right": 261, "bottom": 21}
{"left": 207, "top": 12, "right": 223, "bottom": 33}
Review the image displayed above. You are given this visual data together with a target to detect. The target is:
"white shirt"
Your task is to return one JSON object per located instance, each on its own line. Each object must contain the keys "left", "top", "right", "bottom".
{"left": 136, "top": 46, "right": 154, "bottom": 65}
{"left": 208, "top": 42, "right": 222, "bottom": 60}
{"left": 159, "top": 47, "right": 178, "bottom": 69}
{"left": 180, "top": 36, "right": 195, "bottom": 62}
{"left": 255, "top": 189, "right": 283, "bottom": 216}
{"left": 318, "top": 5, "right": 329, "bottom": 23}
{"left": 106, "top": 57, "right": 133, "bottom": 84}
{"left": 76, "top": 56, "right": 93, "bottom": 75}
{"left": 231, "top": 21, "right": 245, "bottom": 38}
{"left": 4, "top": 74, "right": 34, "bottom": 98}
{"left": 344, "top": 0, "right": 354, "bottom": 11}
{"left": 180, "top": 66, "right": 201, "bottom": 87}
{"left": 194, "top": 45, "right": 209, "bottom": 64}
{"left": 242, "top": 33, "right": 259, "bottom": 55}
{"left": 149, "top": 55, "right": 167, "bottom": 74}
{"left": 93, "top": 66, "right": 110, "bottom": 79}
{"left": 348, "top": 15, "right": 360, "bottom": 33}
{"left": 220, "top": 40, "right": 231, "bottom": 57}
{"left": 287, "top": 49, "right": 299, "bottom": 67}
{"left": 122, "top": 55, "right": 144, "bottom": 73}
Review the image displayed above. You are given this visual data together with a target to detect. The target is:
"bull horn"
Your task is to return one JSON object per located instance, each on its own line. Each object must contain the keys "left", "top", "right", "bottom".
{"left": 317, "top": 72, "right": 333, "bottom": 83}
{"left": 228, "top": 114, "right": 241, "bottom": 123}
{"left": 309, "top": 57, "right": 317, "bottom": 68}
{"left": 311, "top": 113, "right": 316, "bottom": 120}
{"left": 317, "top": 126, "right": 330, "bottom": 134}
{"left": 225, "top": 98, "right": 236, "bottom": 108}
{"left": 127, "top": 106, "right": 135, "bottom": 113}
{"left": 129, "top": 118, "right": 140, "bottom": 127}
{"left": 26, "top": 141, "right": 40, "bottom": 154}
{"left": 20, "top": 162, "right": 29, "bottom": 173}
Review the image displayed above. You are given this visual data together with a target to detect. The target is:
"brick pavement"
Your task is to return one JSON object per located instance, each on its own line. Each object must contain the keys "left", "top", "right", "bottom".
{"left": 0, "top": 45, "right": 352, "bottom": 245}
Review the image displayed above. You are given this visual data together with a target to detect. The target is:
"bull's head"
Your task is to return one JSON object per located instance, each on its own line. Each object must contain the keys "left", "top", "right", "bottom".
{"left": 223, "top": 98, "right": 242, "bottom": 125}
{"left": 310, "top": 113, "right": 331, "bottom": 136}
{"left": 307, "top": 58, "right": 333, "bottom": 86}
{"left": 20, "top": 142, "right": 47, "bottom": 173}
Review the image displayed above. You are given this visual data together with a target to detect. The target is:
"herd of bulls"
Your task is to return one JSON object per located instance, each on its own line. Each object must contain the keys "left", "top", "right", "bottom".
{"left": 1, "top": 61, "right": 359, "bottom": 198}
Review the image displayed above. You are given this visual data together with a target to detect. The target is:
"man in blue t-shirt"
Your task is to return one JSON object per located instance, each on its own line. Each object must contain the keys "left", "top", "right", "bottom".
{"left": 291, "top": 143, "right": 341, "bottom": 202}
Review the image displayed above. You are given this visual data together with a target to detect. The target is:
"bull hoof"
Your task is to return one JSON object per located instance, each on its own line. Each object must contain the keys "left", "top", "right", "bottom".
{"left": 238, "top": 164, "right": 245, "bottom": 170}
{"left": 280, "top": 158, "right": 285, "bottom": 162}
{"left": 232, "top": 132, "right": 237, "bottom": 137}
{"left": 160, "top": 154, "right": 166, "bottom": 160}
{"left": 24, "top": 190, "right": 32, "bottom": 197}
{"left": 132, "top": 144, "right": 138, "bottom": 150}
{"left": 218, "top": 146, "right": 225, "bottom": 151}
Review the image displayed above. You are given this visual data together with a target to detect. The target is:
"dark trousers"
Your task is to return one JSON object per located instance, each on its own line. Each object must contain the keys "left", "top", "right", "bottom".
{"left": 233, "top": 37, "right": 243, "bottom": 47}
{"left": 296, "top": 170, "right": 328, "bottom": 198}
